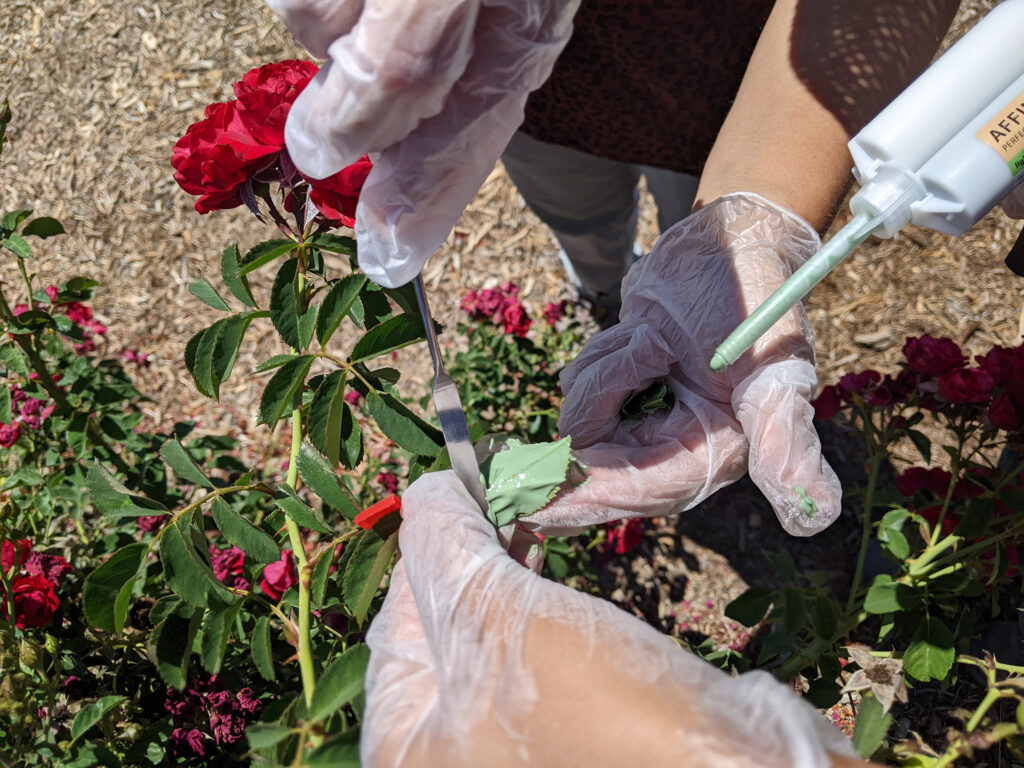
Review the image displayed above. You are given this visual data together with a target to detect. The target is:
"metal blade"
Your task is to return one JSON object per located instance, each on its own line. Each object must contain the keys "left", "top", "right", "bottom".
{"left": 412, "top": 277, "right": 489, "bottom": 514}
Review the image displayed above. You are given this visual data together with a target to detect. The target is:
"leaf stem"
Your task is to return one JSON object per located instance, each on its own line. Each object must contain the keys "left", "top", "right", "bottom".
{"left": 846, "top": 424, "right": 883, "bottom": 613}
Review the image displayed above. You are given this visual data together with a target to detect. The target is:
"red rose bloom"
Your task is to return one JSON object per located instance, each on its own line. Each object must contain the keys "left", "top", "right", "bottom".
{"left": 1, "top": 539, "right": 32, "bottom": 572}
{"left": 543, "top": 300, "right": 568, "bottom": 327}
{"left": 903, "top": 335, "right": 966, "bottom": 377}
{"left": 938, "top": 367, "right": 995, "bottom": 404}
{"left": 837, "top": 370, "right": 881, "bottom": 403}
{"left": 812, "top": 385, "right": 841, "bottom": 421}
{"left": 24, "top": 552, "right": 73, "bottom": 586}
{"left": 10, "top": 573, "right": 60, "bottom": 629}
{"left": 0, "top": 422, "right": 21, "bottom": 448}
{"left": 260, "top": 551, "right": 297, "bottom": 601}
{"left": 604, "top": 518, "right": 645, "bottom": 555}
{"left": 306, "top": 155, "right": 373, "bottom": 228}
{"left": 895, "top": 467, "right": 953, "bottom": 498}
{"left": 975, "top": 345, "right": 1024, "bottom": 385}
{"left": 171, "top": 101, "right": 280, "bottom": 214}
{"left": 502, "top": 301, "right": 533, "bottom": 338}
{"left": 232, "top": 59, "right": 319, "bottom": 148}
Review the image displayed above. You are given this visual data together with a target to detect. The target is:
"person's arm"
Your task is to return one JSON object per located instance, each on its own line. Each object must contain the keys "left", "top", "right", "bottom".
{"left": 696, "top": 0, "right": 960, "bottom": 231}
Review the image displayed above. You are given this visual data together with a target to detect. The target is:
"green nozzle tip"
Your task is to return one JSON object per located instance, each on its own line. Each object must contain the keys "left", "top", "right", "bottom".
{"left": 709, "top": 352, "right": 728, "bottom": 372}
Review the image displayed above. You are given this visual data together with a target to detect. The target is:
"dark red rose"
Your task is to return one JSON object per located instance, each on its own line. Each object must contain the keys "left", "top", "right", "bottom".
{"left": 502, "top": 301, "right": 532, "bottom": 338}
{"left": 990, "top": 393, "right": 1023, "bottom": 431}
{"left": 837, "top": 370, "right": 881, "bottom": 403}
{"left": 306, "top": 155, "right": 373, "bottom": 228}
{"left": 10, "top": 573, "right": 60, "bottom": 629}
{"left": 0, "top": 422, "right": 21, "bottom": 448}
{"left": 903, "top": 335, "right": 966, "bottom": 377}
{"left": 604, "top": 518, "right": 645, "bottom": 555}
{"left": 1, "top": 539, "right": 32, "bottom": 572}
{"left": 938, "top": 367, "right": 995, "bottom": 404}
{"left": 895, "top": 467, "right": 953, "bottom": 498}
{"left": 136, "top": 514, "right": 167, "bottom": 532}
{"left": 24, "top": 552, "right": 73, "bottom": 586}
{"left": 812, "top": 385, "right": 842, "bottom": 421}
{"left": 543, "top": 300, "right": 568, "bottom": 327}
{"left": 375, "top": 472, "right": 399, "bottom": 494}
{"left": 975, "top": 345, "right": 1024, "bottom": 385}
{"left": 260, "top": 550, "right": 297, "bottom": 601}
{"left": 232, "top": 60, "right": 319, "bottom": 148}
{"left": 209, "top": 546, "right": 246, "bottom": 584}
{"left": 171, "top": 101, "right": 280, "bottom": 214}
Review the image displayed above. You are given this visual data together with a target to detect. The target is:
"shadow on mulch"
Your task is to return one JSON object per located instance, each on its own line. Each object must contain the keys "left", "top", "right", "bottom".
{"left": 595, "top": 422, "right": 884, "bottom": 649}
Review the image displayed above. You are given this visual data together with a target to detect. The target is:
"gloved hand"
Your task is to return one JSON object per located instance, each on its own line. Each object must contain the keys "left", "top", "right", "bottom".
{"left": 265, "top": 0, "right": 580, "bottom": 288}
{"left": 528, "top": 193, "right": 841, "bottom": 537}
{"left": 362, "top": 471, "right": 859, "bottom": 768}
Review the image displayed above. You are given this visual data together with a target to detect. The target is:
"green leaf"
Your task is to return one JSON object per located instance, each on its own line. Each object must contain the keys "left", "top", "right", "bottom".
{"left": 358, "top": 284, "right": 393, "bottom": 329}
{"left": 757, "top": 631, "right": 798, "bottom": 664}
{"left": 161, "top": 517, "right": 233, "bottom": 606}
{"left": 245, "top": 723, "right": 293, "bottom": 750}
{"left": 317, "top": 274, "right": 367, "bottom": 346}
{"left": 189, "top": 273, "right": 231, "bottom": 311}
{"left": 274, "top": 484, "right": 333, "bottom": 534}
{"left": 184, "top": 328, "right": 205, "bottom": 393}
{"left": 864, "top": 574, "right": 920, "bottom": 615}
{"left": 2, "top": 234, "right": 32, "bottom": 259}
{"left": 70, "top": 695, "right": 127, "bottom": 745}
{"left": 308, "top": 644, "right": 370, "bottom": 723}
{"left": 191, "top": 318, "right": 229, "bottom": 399}
{"left": 296, "top": 441, "right": 359, "bottom": 520}
{"left": 210, "top": 311, "right": 266, "bottom": 395}
{"left": 308, "top": 370, "right": 345, "bottom": 465}
{"left": 238, "top": 239, "right": 299, "bottom": 276}
{"left": 0, "top": 344, "right": 30, "bottom": 377}
{"left": 252, "top": 615, "right": 276, "bottom": 681}
{"left": 22, "top": 217, "right": 64, "bottom": 239}
{"left": 343, "top": 530, "right": 399, "bottom": 625}
{"left": 482, "top": 437, "right": 572, "bottom": 528}
{"left": 365, "top": 391, "right": 443, "bottom": 456}
{"left": 907, "top": 429, "right": 932, "bottom": 464}
{"left": 150, "top": 609, "right": 202, "bottom": 690}
{"left": 211, "top": 498, "right": 280, "bottom": 564}
{"left": 304, "top": 729, "right": 361, "bottom": 767}
{"left": 308, "top": 371, "right": 364, "bottom": 470}
{"left": 254, "top": 353, "right": 295, "bottom": 373}
{"left": 0, "top": 100, "right": 10, "bottom": 154}
{"left": 852, "top": 695, "right": 892, "bottom": 759}
{"left": 160, "top": 438, "right": 214, "bottom": 489}
{"left": 311, "top": 545, "right": 335, "bottom": 607}
{"left": 298, "top": 302, "right": 320, "bottom": 350}
{"left": 804, "top": 678, "right": 842, "bottom": 709}
{"left": 782, "top": 588, "right": 806, "bottom": 633}
{"left": 270, "top": 258, "right": 301, "bottom": 349}
{"left": 87, "top": 463, "right": 169, "bottom": 517}
{"left": 1, "top": 208, "right": 31, "bottom": 233}
{"left": 904, "top": 616, "right": 955, "bottom": 682}
{"left": 0, "top": 385, "right": 10, "bottom": 423}
{"left": 724, "top": 587, "right": 774, "bottom": 627}
{"left": 220, "top": 243, "right": 258, "bottom": 308}
{"left": 200, "top": 599, "right": 243, "bottom": 675}
{"left": 258, "top": 354, "right": 314, "bottom": 429}
{"left": 350, "top": 313, "right": 427, "bottom": 362}
{"left": 311, "top": 233, "right": 356, "bottom": 256}
{"left": 82, "top": 543, "right": 148, "bottom": 633}
{"left": 812, "top": 595, "right": 839, "bottom": 640}
{"left": 764, "top": 549, "right": 798, "bottom": 583}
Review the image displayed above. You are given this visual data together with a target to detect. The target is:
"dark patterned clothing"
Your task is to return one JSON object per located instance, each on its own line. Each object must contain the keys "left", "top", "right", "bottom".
{"left": 521, "top": 0, "right": 776, "bottom": 175}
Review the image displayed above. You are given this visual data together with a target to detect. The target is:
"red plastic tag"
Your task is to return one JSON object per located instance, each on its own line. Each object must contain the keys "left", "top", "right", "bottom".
{"left": 354, "top": 494, "right": 402, "bottom": 530}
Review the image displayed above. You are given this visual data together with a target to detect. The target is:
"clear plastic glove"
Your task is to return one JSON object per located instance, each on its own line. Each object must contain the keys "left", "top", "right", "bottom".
{"left": 530, "top": 193, "right": 841, "bottom": 537}
{"left": 362, "top": 470, "right": 859, "bottom": 768}
{"left": 265, "top": 0, "right": 580, "bottom": 288}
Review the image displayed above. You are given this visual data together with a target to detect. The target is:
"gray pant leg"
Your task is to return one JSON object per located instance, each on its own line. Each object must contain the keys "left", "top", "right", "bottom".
{"left": 640, "top": 164, "right": 700, "bottom": 233}
{"left": 501, "top": 131, "right": 640, "bottom": 304}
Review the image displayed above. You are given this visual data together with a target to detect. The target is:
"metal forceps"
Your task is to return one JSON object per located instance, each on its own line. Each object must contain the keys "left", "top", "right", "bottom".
{"left": 412, "top": 276, "right": 489, "bottom": 514}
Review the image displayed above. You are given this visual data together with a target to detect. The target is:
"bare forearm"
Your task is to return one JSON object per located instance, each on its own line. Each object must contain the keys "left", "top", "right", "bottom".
{"left": 696, "top": 0, "right": 960, "bottom": 232}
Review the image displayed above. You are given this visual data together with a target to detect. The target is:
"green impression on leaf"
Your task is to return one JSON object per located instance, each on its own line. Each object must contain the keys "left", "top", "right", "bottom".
{"left": 480, "top": 437, "right": 580, "bottom": 528}
{"left": 619, "top": 381, "right": 675, "bottom": 431}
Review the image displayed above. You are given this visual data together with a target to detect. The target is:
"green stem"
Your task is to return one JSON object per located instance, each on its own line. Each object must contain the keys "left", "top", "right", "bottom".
{"left": 284, "top": 257, "right": 318, "bottom": 715}
{"left": 16, "top": 258, "right": 33, "bottom": 308}
{"left": 965, "top": 687, "right": 1004, "bottom": 732}
{"left": 846, "top": 443, "right": 882, "bottom": 613}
